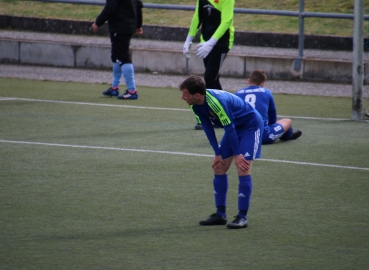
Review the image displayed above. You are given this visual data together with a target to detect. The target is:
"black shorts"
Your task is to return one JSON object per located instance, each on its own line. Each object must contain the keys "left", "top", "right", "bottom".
{"left": 110, "top": 32, "right": 133, "bottom": 65}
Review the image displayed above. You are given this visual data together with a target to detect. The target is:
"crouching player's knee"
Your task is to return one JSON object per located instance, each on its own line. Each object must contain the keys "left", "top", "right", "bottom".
{"left": 212, "top": 156, "right": 232, "bottom": 175}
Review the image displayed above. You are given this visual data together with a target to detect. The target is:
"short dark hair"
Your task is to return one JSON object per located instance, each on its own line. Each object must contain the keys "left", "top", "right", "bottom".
{"left": 179, "top": 75, "right": 206, "bottom": 95}
{"left": 249, "top": 70, "right": 267, "bottom": 86}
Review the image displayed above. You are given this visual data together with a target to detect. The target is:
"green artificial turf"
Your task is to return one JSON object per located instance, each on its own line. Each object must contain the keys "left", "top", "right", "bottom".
{"left": 0, "top": 78, "right": 368, "bottom": 269}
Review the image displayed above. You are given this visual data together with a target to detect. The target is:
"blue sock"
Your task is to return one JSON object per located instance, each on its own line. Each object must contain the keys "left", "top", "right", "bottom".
{"left": 238, "top": 175, "right": 252, "bottom": 218}
{"left": 112, "top": 62, "right": 122, "bottom": 88}
{"left": 213, "top": 174, "right": 228, "bottom": 217}
{"left": 280, "top": 128, "right": 293, "bottom": 140}
{"left": 121, "top": 63, "right": 136, "bottom": 91}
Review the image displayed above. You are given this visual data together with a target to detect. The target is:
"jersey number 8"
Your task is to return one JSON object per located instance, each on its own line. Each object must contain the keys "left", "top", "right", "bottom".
{"left": 245, "top": 94, "right": 256, "bottom": 108}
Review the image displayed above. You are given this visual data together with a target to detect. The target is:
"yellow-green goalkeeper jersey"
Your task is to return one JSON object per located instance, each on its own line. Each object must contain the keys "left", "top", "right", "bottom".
{"left": 188, "top": 0, "right": 235, "bottom": 49}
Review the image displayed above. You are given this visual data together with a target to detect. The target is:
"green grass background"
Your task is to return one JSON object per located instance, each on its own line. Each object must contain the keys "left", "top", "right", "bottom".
{"left": 1, "top": 0, "right": 369, "bottom": 36}
{"left": 1, "top": 78, "right": 369, "bottom": 269}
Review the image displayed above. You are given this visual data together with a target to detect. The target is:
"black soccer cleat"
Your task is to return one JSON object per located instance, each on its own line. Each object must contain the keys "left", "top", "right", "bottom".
{"left": 291, "top": 129, "right": 302, "bottom": 140}
{"left": 103, "top": 87, "right": 119, "bottom": 97}
{"left": 199, "top": 213, "right": 227, "bottom": 226}
{"left": 194, "top": 122, "right": 222, "bottom": 130}
{"left": 117, "top": 89, "right": 138, "bottom": 100}
{"left": 194, "top": 123, "right": 203, "bottom": 130}
{"left": 226, "top": 215, "right": 248, "bottom": 229}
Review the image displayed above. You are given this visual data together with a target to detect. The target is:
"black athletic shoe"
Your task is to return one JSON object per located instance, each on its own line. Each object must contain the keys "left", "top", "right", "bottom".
{"left": 117, "top": 89, "right": 138, "bottom": 100}
{"left": 291, "top": 130, "right": 302, "bottom": 140}
{"left": 199, "top": 213, "right": 227, "bottom": 226}
{"left": 103, "top": 87, "right": 119, "bottom": 97}
{"left": 226, "top": 215, "right": 248, "bottom": 229}
{"left": 194, "top": 123, "right": 203, "bottom": 130}
{"left": 194, "top": 123, "right": 221, "bottom": 130}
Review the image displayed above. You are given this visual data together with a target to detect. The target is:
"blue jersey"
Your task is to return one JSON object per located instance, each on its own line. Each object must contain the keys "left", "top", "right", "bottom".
{"left": 234, "top": 86, "right": 277, "bottom": 128}
{"left": 191, "top": 89, "right": 262, "bottom": 156}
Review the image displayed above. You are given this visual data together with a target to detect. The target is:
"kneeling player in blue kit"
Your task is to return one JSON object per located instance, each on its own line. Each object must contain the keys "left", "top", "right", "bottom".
{"left": 179, "top": 75, "right": 263, "bottom": 229}
{"left": 234, "top": 70, "right": 302, "bottom": 144}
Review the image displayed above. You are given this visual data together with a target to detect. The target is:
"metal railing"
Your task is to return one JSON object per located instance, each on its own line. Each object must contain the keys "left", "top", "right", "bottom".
{"left": 31, "top": 0, "right": 369, "bottom": 20}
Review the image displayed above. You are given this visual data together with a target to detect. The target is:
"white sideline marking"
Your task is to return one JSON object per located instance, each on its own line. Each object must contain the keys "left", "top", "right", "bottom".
{"left": 0, "top": 97, "right": 18, "bottom": 101}
{"left": 0, "top": 97, "right": 350, "bottom": 121}
{"left": 0, "top": 97, "right": 190, "bottom": 112}
{"left": 278, "top": 115, "right": 348, "bottom": 121}
{"left": 1, "top": 140, "right": 368, "bottom": 171}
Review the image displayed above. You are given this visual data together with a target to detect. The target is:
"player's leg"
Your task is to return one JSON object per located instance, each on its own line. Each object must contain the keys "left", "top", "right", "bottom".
{"left": 277, "top": 118, "right": 292, "bottom": 132}
{"left": 227, "top": 117, "right": 263, "bottom": 229}
{"left": 112, "top": 33, "right": 138, "bottom": 100}
{"left": 102, "top": 32, "right": 121, "bottom": 97}
{"left": 199, "top": 142, "right": 233, "bottom": 226}
{"left": 112, "top": 62, "right": 122, "bottom": 89}
{"left": 262, "top": 122, "right": 286, "bottom": 144}
{"left": 278, "top": 118, "right": 302, "bottom": 141}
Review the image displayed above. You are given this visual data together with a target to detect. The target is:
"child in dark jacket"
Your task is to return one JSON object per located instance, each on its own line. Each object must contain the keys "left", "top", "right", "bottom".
{"left": 92, "top": 0, "right": 143, "bottom": 100}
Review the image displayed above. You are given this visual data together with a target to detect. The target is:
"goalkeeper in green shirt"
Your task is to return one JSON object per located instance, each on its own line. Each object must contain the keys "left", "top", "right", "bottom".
{"left": 183, "top": 0, "right": 235, "bottom": 130}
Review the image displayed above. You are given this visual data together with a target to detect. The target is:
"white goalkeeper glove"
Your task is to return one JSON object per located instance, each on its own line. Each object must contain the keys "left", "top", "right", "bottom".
{"left": 183, "top": 35, "right": 194, "bottom": 57}
{"left": 196, "top": 37, "right": 217, "bottom": 59}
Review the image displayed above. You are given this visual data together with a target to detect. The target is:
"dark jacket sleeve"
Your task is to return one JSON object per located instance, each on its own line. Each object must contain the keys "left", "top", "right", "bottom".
{"left": 95, "top": 0, "right": 140, "bottom": 33}
{"left": 136, "top": 0, "right": 143, "bottom": 28}
{"left": 95, "top": 0, "right": 119, "bottom": 27}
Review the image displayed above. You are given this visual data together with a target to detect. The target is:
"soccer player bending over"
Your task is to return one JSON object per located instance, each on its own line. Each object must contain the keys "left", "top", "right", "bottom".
{"left": 234, "top": 70, "right": 302, "bottom": 144}
{"left": 179, "top": 75, "right": 263, "bottom": 229}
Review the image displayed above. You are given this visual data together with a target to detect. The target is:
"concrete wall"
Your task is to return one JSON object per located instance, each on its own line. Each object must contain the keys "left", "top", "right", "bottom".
{"left": 0, "top": 39, "right": 18, "bottom": 63}
{"left": 0, "top": 37, "right": 363, "bottom": 84}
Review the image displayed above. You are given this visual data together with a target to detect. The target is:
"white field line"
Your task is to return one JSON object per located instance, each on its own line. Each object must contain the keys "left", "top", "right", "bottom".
{"left": 277, "top": 115, "right": 348, "bottom": 121}
{"left": 1, "top": 140, "right": 368, "bottom": 171}
{"left": 0, "top": 97, "right": 189, "bottom": 111}
{"left": 0, "top": 97, "right": 350, "bottom": 121}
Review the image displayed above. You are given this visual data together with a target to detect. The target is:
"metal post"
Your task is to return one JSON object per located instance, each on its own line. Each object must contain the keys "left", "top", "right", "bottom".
{"left": 352, "top": 0, "right": 364, "bottom": 120}
{"left": 294, "top": 0, "right": 304, "bottom": 70}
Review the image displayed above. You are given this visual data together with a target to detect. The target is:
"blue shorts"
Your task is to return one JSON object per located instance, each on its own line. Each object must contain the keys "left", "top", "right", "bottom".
{"left": 219, "top": 118, "right": 263, "bottom": 161}
{"left": 262, "top": 123, "right": 285, "bottom": 144}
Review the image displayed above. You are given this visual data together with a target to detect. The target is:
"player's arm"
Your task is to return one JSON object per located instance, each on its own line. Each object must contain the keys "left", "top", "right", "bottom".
{"left": 184, "top": 0, "right": 201, "bottom": 54}
{"left": 188, "top": 0, "right": 201, "bottom": 37}
{"left": 211, "top": 0, "right": 235, "bottom": 40}
{"left": 137, "top": 0, "right": 143, "bottom": 29}
{"left": 221, "top": 107, "right": 250, "bottom": 171}
{"left": 211, "top": 97, "right": 240, "bottom": 156}
{"left": 223, "top": 124, "right": 241, "bottom": 156}
{"left": 191, "top": 106, "right": 220, "bottom": 155}
{"left": 95, "top": 0, "right": 118, "bottom": 27}
{"left": 201, "top": 116, "right": 221, "bottom": 155}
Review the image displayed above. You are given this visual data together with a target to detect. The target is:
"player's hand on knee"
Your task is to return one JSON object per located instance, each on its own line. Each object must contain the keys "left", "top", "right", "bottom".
{"left": 212, "top": 155, "right": 225, "bottom": 170}
{"left": 235, "top": 154, "right": 251, "bottom": 171}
